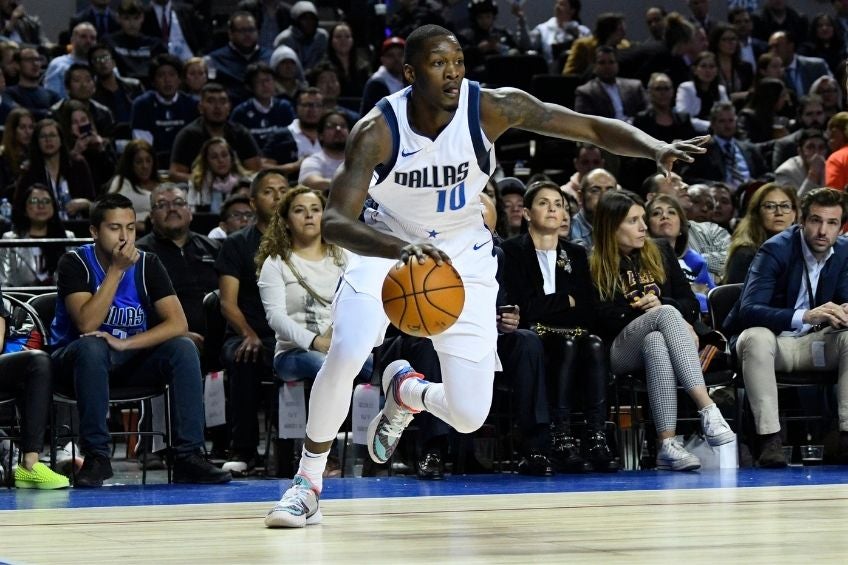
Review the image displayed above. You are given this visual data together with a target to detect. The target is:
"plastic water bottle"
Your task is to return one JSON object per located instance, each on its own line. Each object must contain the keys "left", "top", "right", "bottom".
{"left": 0, "top": 198, "right": 12, "bottom": 223}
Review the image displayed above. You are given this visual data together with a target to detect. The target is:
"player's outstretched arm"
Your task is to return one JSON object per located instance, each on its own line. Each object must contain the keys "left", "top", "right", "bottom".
{"left": 322, "top": 112, "right": 449, "bottom": 265}
{"left": 480, "top": 87, "right": 708, "bottom": 175}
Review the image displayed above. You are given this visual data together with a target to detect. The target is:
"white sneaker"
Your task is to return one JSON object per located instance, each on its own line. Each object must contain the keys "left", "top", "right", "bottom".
{"left": 699, "top": 403, "right": 736, "bottom": 446}
{"left": 265, "top": 475, "right": 322, "bottom": 528}
{"left": 366, "top": 360, "right": 422, "bottom": 464}
{"left": 54, "top": 442, "right": 83, "bottom": 477}
{"left": 656, "top": 437, "right": 701, "bottom": 471}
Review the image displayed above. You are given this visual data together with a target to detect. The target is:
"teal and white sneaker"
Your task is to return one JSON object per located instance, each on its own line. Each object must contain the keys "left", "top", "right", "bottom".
{"left": 264, "top": 475, "right": 322, "bottom": 528}
{"left": 366, "top": 359, "right": 422, "bottom": 464}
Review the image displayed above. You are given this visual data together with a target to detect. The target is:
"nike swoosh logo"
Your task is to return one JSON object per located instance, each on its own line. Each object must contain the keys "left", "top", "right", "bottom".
{"left": 401, "top": 148, "right": 422, "bottom": 157}
{"left": 473, "top": 241, "right": 488, "bottom": 250}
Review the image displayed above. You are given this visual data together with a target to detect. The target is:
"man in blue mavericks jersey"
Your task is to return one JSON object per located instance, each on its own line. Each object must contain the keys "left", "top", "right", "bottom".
{"left": 51, "top": 194, "right": 231, "bottom": 487}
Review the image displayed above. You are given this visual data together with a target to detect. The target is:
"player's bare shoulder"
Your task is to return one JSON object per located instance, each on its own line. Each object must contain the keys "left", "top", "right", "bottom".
{"left": 346, "top": 107, "right": 393, "bottom": 169}
{"left": 479, "top": 87, "right": 556, "bottom": 139}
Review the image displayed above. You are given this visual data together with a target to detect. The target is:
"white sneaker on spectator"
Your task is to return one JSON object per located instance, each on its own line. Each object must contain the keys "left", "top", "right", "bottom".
{"left": 54, "top": 442, "right": 83, "bottom": 476}
{"left": 265, "top": 474, "right": 322, "bottom": 528}
{"left": 656, "top": 437, "right": 701, "bottom": 471}
{"left": 699, "top": 403, "right": 736, "bottom": 446}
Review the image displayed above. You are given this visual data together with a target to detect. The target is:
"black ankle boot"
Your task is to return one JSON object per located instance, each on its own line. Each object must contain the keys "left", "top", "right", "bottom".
{"left": 550, "top": 426, "right": 590, "bottom": 473}
{"left": 584, "top": 431, "right": 620, "bottom": 472}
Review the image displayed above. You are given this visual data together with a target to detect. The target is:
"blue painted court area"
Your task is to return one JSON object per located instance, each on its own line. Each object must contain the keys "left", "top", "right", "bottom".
{"left": 2, "top": 466, "right": 848, "bottom": 511}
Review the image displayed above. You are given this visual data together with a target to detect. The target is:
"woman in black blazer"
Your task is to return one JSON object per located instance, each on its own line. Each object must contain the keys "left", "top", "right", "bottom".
{"left": 501, "top": 180, "right": 618, "bottom": 473}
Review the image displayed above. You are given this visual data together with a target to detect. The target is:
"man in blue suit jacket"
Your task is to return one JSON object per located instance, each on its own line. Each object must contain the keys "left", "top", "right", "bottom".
{"left": 724, "top": 188, "right": 848, "bottom": 468}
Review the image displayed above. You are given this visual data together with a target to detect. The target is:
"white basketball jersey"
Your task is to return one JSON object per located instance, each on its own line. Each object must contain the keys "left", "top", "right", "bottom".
{"left": 367, "top": 79, "right": 495, "bottom": 240}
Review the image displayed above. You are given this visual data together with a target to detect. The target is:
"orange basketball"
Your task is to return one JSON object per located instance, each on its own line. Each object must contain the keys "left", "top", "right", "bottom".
{"left": 382, "top": 256, "right": 465, "bottom": 337}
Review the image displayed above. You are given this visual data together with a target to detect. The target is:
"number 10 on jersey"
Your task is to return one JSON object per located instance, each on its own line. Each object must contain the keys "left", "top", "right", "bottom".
{"left": 435, "top": 182, "right": 466, "bottom": 212}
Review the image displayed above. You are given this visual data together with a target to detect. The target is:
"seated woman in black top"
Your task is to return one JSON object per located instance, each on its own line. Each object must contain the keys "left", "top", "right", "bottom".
{"left": 501, "top": 180, "right": 618, "bottom": 473}
{"left": 724, "top": 182, "right": 798, "bottom": 284}
{"left": 590, "top": 190, "right": 734, "bottom": 472}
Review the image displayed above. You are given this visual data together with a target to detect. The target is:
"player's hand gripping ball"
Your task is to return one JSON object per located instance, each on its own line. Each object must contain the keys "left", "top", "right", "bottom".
{"left": 382, "top": 256, "right": 465, "bottom": 337}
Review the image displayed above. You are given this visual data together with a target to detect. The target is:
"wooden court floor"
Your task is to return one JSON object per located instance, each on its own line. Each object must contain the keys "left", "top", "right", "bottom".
{"left": 2, "top": 483, "right": 848, "bottom": 564}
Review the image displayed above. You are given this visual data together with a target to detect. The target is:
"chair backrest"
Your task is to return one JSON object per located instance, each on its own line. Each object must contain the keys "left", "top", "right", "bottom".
{"left": 27, "top": 292, "right": 58, "bottom": 345}
{"left": 707, "top": 284, "right": 743, "bottom": 332}
{"left": 484, "top": 54, "right": 548, "bottom": 91}
{"left": 202, "top": 290, "right": 227, "bottom": 373}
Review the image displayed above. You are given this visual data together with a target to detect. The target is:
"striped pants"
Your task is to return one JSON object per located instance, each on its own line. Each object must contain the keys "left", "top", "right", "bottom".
{"left": 609, "top": 305, "right": 705, "bottom": 433}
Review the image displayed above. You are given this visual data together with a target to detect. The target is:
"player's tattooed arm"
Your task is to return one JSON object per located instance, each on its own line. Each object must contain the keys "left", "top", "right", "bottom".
{"left": 480, "top": 87, "right": 708, "bottom": 175}
{"left": 323, "top": 112, "right": 411, "bottom": 260}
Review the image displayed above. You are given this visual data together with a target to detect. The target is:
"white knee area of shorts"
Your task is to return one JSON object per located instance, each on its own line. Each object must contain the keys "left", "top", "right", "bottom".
{"left": 438, "top": 349, "right": 496, "bottom": 434}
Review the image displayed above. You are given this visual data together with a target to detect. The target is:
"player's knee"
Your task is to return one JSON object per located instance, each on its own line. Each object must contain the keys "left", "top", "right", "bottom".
{"left": 450, "top": 404, "right": 490, "bottom": 434}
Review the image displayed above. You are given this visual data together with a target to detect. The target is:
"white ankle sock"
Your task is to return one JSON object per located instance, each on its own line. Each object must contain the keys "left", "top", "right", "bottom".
{"left": 398, "top": 375, "right": 431, "bottom": 412}
{"left": 297, "top": 447, "right": 328, "bottom": 493}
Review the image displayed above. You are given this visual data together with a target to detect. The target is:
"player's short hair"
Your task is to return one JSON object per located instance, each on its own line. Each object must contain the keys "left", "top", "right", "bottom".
{"left": 91, "top": 193, "right": 135, "bottom": 228}
{"left": 404, "top": 24, "right": 455, "bottom": 66}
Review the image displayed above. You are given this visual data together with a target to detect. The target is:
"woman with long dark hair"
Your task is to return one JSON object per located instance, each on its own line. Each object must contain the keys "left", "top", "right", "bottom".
{"left": 590, "top": 190, "right": 734, "bottom": 471}
{"left": 0, "top": 183, "right": 73, "bottom": 286}
{"left": 0, "top": 108, "right": 34, "bottom": 196}
{"left": 738, "top": 77, "right": 791, "bottom": 143}
{"left": 324, "top": 22, "right": 371, "bottom": 99}
{"left": 501, "top": 180, "right": 619, "bottom": 473}
{"left": 675, "top": 51, "right": 729, "bottom": 133}
{"left": 107, "top": 139, "right": 159, "bottom": 223}
{"left": 14, "top": 119, "right": 95, "bottom": 220}
{"left": 708, "top": 22, "right": 753, "bottom": 104}
{"left": 57, "top": 99, "right": 117, "bottom": 193}
{"left": 799, "top": 14, "right": 845, "bottom": 76}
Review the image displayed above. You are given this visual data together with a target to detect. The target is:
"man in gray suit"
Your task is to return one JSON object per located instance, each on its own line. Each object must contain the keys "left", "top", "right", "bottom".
{"left": 768, "top": 31, "right": 831, "bottom": 96}
{"left": 574, "top": 46, "right": 647, "bottom": 123}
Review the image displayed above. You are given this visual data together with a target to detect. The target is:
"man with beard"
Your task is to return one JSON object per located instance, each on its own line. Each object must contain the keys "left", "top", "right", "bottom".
{"left": 206, "top": 11, "right": 272, "bottom": 105}
{"left": 169, "top": 83, "right": 262, "bottom": 183}
{"left": 574, "top": 46, "right": 647, "bottom": 123}
{"left": 44, "top": 22, "right": 97, "bottom": 99}
{"left": 262, "top": 87, "right": 322, "bottom": 180}
{"left": 5, "top": 47, "right": 60, "bottom": 120}
{"left": 297, "top": 111, "right": 348, "bottom": 193}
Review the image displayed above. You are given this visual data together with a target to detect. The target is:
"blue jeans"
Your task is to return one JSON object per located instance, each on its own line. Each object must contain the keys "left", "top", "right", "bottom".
{"left": 52, "top": 336, "right": 205, "bottom": 458}
{"left": 273, "top": 348, "right": 374, "bottom": 383}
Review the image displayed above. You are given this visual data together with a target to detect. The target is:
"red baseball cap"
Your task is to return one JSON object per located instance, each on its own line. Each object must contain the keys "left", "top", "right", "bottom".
{"left": 381, "top": 37, "right": 406, "bottom": 55}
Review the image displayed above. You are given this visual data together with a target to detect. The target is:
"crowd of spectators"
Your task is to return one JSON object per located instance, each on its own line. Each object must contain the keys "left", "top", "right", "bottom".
{"left": 3, "top": 0, "right": 848, "bottom": 487}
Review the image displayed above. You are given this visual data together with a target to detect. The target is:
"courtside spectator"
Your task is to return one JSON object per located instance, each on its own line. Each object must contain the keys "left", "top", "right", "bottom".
{"left": 130, "top": 54, "right": 198, "bottom": 168}
{"left": 105, "top": 0, "right": 167, "bottom": 85}
{"left": 169, "top": 83, "right": 261, "bottom": 184}
{"left": 44, "top": 22, "right": 97, "bottom": 99}
{"left": 231, "top": 62, "right": 295, "bottom": 149}
{"left": 50, "top": 193, "right": 232, "bottom": 487}
{"left": 215, "top": 170, "right": 285, "bottom": 475}
{"left": 571, "top": 168, "right": 617, "bottom": 250}
{"left": 725, "top": 182, "right": 798, "bottom": 284}
{"left": 209, "top": 193, "right": 255, "bottom": 239}
{"left": 137, "top": 182, "right": 220, "bottom": 342}
{"left": 5, "top": 47, "right": 59, "bottom": 120}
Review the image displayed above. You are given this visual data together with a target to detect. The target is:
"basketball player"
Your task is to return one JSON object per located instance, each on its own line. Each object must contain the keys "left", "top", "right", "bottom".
{"left": 265, "top": 24, "right": 708, "bottom": 527}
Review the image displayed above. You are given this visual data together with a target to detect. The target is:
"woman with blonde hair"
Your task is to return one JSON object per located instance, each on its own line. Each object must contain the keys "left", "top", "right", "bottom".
{"left": 590, "top": 190, "right": 734, "bottom": 471}
{"left": 188, "top": 137, "right": 250, "bottom": 213}
{"left": 725, "top": 183, "right": 798, "bottom": 284}
{"left": 257, "top": 185, "right": 371, "bottom": 383}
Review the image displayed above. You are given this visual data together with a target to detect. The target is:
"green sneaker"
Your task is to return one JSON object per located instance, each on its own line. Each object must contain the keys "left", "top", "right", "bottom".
{"left": 15, "top": 462, "right": 70, "bottom": 490}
